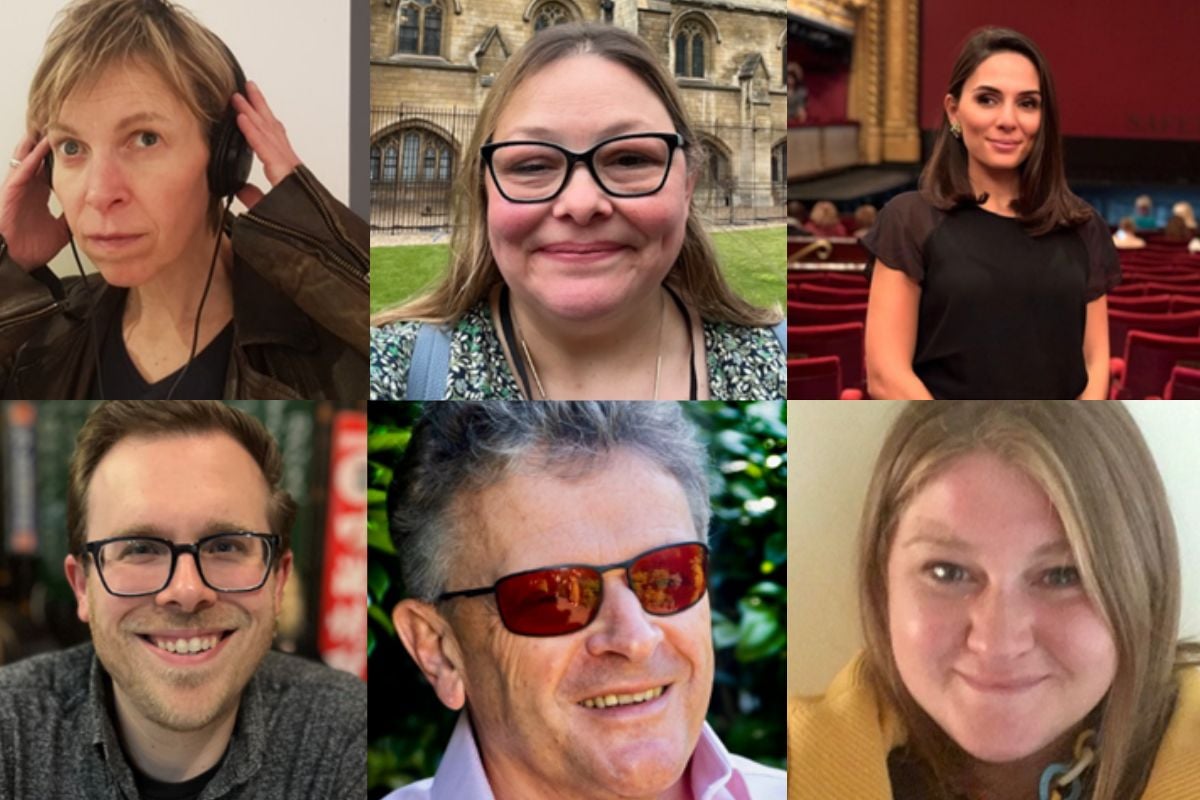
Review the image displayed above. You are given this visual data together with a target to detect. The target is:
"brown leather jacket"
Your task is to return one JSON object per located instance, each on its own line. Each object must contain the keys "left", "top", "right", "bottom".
{"left": 0, "top": 165, "right": 368, "bottom": 400}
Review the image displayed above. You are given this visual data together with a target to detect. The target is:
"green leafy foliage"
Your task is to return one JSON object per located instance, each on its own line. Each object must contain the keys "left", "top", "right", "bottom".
{"left": 366, "top": 402, "right": 786, "bottom": 796}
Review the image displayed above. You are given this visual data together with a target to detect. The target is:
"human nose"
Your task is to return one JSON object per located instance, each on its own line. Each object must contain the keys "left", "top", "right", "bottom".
{"left": 551, "top": 160, "right": 613, "bottom": 224}
{"left": 584, "top": 572, "right": 664, "bottom": 661}
{"left": 155, "top": 551, "right": 218, "bottom": 613}
{"left": 965, "top": 583, "right": 1035, "bottom": 660}
{"left": 82, "top": 152, "right": 130, "bottom": 212}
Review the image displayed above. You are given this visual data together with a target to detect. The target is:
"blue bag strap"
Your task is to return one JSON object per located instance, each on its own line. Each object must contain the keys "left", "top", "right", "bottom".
{"left": 771, "top": 319, "right": 787, "bottom": 351}
{"left": 405, "top": 322, "right": 452, "bottom": 400}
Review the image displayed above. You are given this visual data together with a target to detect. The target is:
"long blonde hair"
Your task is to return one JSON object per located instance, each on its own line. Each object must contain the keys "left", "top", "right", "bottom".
{"left": 857, "top": 402, "right": 1197, "bottom": 800}
{"left": 372, "top": 23, "right": 779, "bottom": 328}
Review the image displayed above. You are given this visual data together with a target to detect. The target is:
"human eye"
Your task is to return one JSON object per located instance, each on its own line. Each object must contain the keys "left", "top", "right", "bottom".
{"left": 1040, "top": 565, "right": 1080, "bottom": 588}
{"left": 133, "top": 131, "right": 160, "bottom": 148}
{"left": 975, "top": 94, "right": 995, "bottom": 106}
{"left": 923, "top": 561, "right": 972, "bottom": 585}
{"left": 1021, "top": 98, "right": 1041, "bottom": 110}
{"left": 55, "top": 138, "right": 83, "bottom": 158}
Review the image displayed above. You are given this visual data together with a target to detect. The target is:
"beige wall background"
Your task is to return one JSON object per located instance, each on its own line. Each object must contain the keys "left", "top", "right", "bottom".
{"left": 787, "top": 401, "right": 1200, "bottom": 697}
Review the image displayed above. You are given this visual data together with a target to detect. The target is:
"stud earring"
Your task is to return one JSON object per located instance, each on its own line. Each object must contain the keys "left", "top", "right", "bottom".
{"left": 950, "top": 121, "right": 962, "bottom": 139}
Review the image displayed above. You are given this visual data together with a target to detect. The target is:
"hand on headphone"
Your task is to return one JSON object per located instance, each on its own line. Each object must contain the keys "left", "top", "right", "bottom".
{"left": 231, "top": 80, "right": 302, "bottom": 210}
{"left": 1, "top": 132, "right": 70, "bottom": 272}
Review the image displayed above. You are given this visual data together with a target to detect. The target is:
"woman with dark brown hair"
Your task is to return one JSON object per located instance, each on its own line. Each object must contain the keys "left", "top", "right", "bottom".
{"left": 862, "top": 28, "right": 1120, "bottom": 400}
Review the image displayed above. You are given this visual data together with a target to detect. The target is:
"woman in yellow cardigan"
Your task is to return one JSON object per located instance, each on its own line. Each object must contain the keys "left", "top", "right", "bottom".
{"left": 789, "top": 402, "right": 1200, "bottom": 800}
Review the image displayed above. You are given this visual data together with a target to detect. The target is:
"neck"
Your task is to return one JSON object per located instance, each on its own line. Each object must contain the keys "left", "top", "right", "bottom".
{"left": 122, "top": 231, "right": 234, "bottom": 382}
{"left": 484, "top": 754, "right": 693, "bottom": 800}
{"left": 111, "top": 684, "right": 238, "bottom": 782}
{"left": 965, "top": 726, "right": 1082, "bottom": 800}
{"left": 495, "top": 284, "right": 685, "bottom": 400}
{"left": 968, "top": 158, "right": 1022, "bottom": 214}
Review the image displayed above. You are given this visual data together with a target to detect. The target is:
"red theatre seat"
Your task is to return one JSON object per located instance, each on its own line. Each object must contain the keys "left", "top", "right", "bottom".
{"left": 790, "top": 282, "right": 871, "bottom": 305}
{"left": 787, "top": 300, "right": 869, "bottom": 327}
{"left": 787, "top": 322, "right": 865, "bottom": 389}
{"left": 1165, "top": 364, "right": 1200, "bottom": 399}
{"left": 1107, "top": 294, "right": 1172, "bottom": 314}
{"left": 1106, "top": 308, "right": 1200, "bottom": 363}
{"left": 786, "top": 356, "right": 863, "bottom": 400}
{"left": 1110, "top": 332, "right": 1200, "bottom": 399}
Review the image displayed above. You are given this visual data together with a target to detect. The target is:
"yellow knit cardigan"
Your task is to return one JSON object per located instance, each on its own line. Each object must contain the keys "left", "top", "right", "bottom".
{"left": 788, "top": 653, "right": 1200, "bottom": 800}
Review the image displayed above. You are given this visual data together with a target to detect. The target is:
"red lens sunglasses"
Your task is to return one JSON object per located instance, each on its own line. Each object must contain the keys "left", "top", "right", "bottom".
{"left": 437, "top": 541, "right": 710, "bottom": 637}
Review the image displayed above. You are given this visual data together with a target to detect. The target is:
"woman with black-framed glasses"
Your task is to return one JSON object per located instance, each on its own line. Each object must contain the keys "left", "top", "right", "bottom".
{"left": 369, "top": 23, "right": 784, "bottom": 401}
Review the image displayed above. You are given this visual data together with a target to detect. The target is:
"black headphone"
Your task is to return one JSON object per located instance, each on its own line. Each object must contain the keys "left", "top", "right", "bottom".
{"left": 43, "top": 39, "right": 252, "bottom": 200}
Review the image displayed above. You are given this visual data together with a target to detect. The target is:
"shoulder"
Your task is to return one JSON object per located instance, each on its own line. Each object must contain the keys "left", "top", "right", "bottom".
{"left": 0, "top": 644, "right": 94, "bottom": 729}
{"left": 370, "top": 320, "right": 422, "bottom": 398}
{"left": 727, "top": 753, "right": 787, "bottom": 797}
{"left": 702, "top": 321, "right": 785, "bottom": 401}
{"left": 255, "top": 651, "right": 367, "bottom": 711}
{"left": 381, "top": 777, "right": 435, "bottom": 799}
{"left": 0, "top": 642, "right": 92, "bottom": 697}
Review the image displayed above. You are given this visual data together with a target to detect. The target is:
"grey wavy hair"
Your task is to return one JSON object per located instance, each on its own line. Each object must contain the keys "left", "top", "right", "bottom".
{"left": 388, "top": 402, "right": 711, "bottom": 602}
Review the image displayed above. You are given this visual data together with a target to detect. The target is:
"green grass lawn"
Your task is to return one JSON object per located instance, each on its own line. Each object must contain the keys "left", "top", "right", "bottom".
{"left": 370, "top": 226, "right": 785, "bottom": 314}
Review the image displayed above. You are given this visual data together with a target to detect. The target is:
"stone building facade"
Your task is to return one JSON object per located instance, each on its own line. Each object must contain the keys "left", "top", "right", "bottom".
{"left": 370, "top": 0, "right": 788, "bottom": 228}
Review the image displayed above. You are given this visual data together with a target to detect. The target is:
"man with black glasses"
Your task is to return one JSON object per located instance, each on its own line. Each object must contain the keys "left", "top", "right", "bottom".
{"left": 0, "top": 401, "right": 365, "bottom": 799}
{"left": 387, "top": 402, "right": 786, "bottom": 800}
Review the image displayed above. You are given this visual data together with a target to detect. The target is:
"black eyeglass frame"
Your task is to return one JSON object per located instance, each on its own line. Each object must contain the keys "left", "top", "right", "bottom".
{"left": 437, "top": 541, "right": 710, "bottom": 636}
{"left": 82, "top": 532, "right": 281, "bottom": 597}
{"left": 480, "top": 131, "right": 686, "bottom": 204}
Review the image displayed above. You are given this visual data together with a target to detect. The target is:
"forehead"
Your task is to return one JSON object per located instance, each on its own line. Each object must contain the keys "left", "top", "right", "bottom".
{"left": 456, "top": 449, "right": 695, "bottom": 580}
{"left": 894, "top": 451, "right": 1067, "bottom": 556}
{"left": 493, "top": 54, "right": 674, "bottom": 143}
{"left": 53, "top": 59, "right": 196, "bottom": 131}
{"left": 86, "top": 431, "right": 271, "bottom": 540}
{"left": 964, "top": 51, "right": 1040, "bottom": 94}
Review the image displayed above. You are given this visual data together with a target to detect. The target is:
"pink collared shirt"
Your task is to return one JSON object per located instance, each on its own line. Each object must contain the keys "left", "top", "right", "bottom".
{"left": 385, "top": 713, "right": 786, "bottom": 800}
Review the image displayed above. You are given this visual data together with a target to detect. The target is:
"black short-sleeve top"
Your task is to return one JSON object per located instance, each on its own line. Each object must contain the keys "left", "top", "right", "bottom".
{"left": 861, "top": 191, "right": 1121, "bottom": 399}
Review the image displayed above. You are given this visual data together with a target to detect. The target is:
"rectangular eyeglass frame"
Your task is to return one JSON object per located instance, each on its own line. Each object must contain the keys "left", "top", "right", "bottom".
{"left": 480, "top": 131, "right": 686, "bottom": 204}
{"left": 82, "top": 531, "right": 281, "bottom": 597}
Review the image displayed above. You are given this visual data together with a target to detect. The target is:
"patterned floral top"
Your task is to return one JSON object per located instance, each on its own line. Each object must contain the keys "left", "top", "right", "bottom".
{"left": 370, "top": 302, "right": 784, "bottom": 400}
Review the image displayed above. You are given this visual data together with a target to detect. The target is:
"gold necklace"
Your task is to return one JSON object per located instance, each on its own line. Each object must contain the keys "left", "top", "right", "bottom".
{"left": 517, "top": 290, "right": 667, "bottom": 400}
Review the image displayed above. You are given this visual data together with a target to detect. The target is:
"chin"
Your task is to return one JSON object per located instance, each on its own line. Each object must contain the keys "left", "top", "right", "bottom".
{"left": 91, "top": 259, "right": 159, "bottom": 289}
{"left": 946, "top": 720, "right": 1056, "bottom": 764}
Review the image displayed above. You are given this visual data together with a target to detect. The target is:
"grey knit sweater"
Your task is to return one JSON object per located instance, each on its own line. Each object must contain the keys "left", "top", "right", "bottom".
{"left": 0, "top": 643, "right": 366, "bottom": 799}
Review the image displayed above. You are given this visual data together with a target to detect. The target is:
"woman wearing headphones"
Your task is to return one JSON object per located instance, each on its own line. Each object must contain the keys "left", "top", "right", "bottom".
{"left": 0, "top": 0, "right": 368, "bottom": 399}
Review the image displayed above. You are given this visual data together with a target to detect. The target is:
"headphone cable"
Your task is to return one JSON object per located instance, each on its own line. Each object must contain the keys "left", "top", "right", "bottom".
{"left": 164, "top": 194, "right": 232, "bottom": 400}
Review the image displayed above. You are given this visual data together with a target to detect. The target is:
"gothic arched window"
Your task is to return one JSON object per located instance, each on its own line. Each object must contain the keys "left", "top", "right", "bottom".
{"left": 396, "top": 0, "right": 443, "bottom": 57}
{"left": 674, "top": 21, "right": 707, "bottom": 79}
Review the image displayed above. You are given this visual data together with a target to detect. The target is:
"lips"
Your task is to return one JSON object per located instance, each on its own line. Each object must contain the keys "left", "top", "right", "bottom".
{"left": 136, "top": 628, "right": 236, "bottom": 665}
{"left": 579, "top": 684, "right": 668, "bottom": 709}
{"left": 86, "top": 233, "right": 146, "bottom": 250}
{"left": 538, "top": 241, "right": 627, "bottom": 255}
{"left": 958, "top": 671, "right": 1047, "bottom": 692}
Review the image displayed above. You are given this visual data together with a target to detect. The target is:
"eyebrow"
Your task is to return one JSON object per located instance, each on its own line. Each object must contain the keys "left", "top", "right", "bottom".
{"left": 902, "top": 529, "right": 1072, "bottom": 558}
{"left": 49, "top": 110, "right": 171, "bottom": 137}
{"left": 501, "top": 120, "right": 663, "bottom": 142}
{"left": 106, "top": 520, "right": 263, "bottom": 540}
{"left": 973, "top": 85, "right": 1042, "bottom": 97}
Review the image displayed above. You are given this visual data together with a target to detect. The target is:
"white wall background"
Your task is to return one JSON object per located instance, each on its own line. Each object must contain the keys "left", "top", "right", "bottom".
{"left": 1, "top": 0, "right": 351, "bottom": 276}
{"left": 787, "top": 401, "right": 1200, "bottom": 697}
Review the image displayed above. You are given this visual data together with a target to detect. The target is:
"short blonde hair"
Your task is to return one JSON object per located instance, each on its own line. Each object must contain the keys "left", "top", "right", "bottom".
{"left": 857, "top": 402, "right": 1197, "bottom": 800}
{"left": 372, "top": 23, "right": 780, "bottom": 329}
{"left": 27, "top": 0, "right": 240, "bottom": 232}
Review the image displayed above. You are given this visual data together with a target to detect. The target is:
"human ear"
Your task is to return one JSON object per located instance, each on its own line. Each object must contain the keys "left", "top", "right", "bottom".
{"left": 64, "top": 554, "right": 90, "bottom": 624}
{"left": 943, "top": 93, "right": 958, "bottom": 126}
{"left": 393, "top": 599, "right": 468, "bottom": 711}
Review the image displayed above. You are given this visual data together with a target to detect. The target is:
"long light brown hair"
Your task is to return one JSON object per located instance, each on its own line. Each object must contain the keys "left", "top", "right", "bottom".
{"left": 921, "top": 27, "right": 1093, "bottom": 237}
{"left": 857, "top": 402, "right": 1198, "bottom": 800}
{"left": 372, "top": 23, "right": 779, "bottom": 328}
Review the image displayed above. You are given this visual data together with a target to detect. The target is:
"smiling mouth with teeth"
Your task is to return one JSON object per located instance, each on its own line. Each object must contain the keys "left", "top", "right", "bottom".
{"left": 580, "top": 685, "right": 667, "bottom": 709}
{"left": 143, "top": 632, "right": 232, "bottom": 655}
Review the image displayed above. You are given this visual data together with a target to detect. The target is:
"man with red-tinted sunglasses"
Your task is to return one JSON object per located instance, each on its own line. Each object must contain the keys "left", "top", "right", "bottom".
{"left": 386, "top": 402, "right": 786, "bottom": 800}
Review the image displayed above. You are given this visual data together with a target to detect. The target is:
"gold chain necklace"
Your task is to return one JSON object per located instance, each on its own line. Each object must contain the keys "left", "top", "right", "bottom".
{"left": 517, "top": 290, "right": 667, "bottom": 400}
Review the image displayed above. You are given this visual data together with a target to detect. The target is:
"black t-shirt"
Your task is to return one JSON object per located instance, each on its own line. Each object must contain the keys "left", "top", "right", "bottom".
{"left": 131, "top": 756, "right": 224, "bottom": 800}
{"left": 861, "top": 191, "right": 1121, "bottom": 399}
{"left": 92, "top": 310, "right": 234, "bottom": 399}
